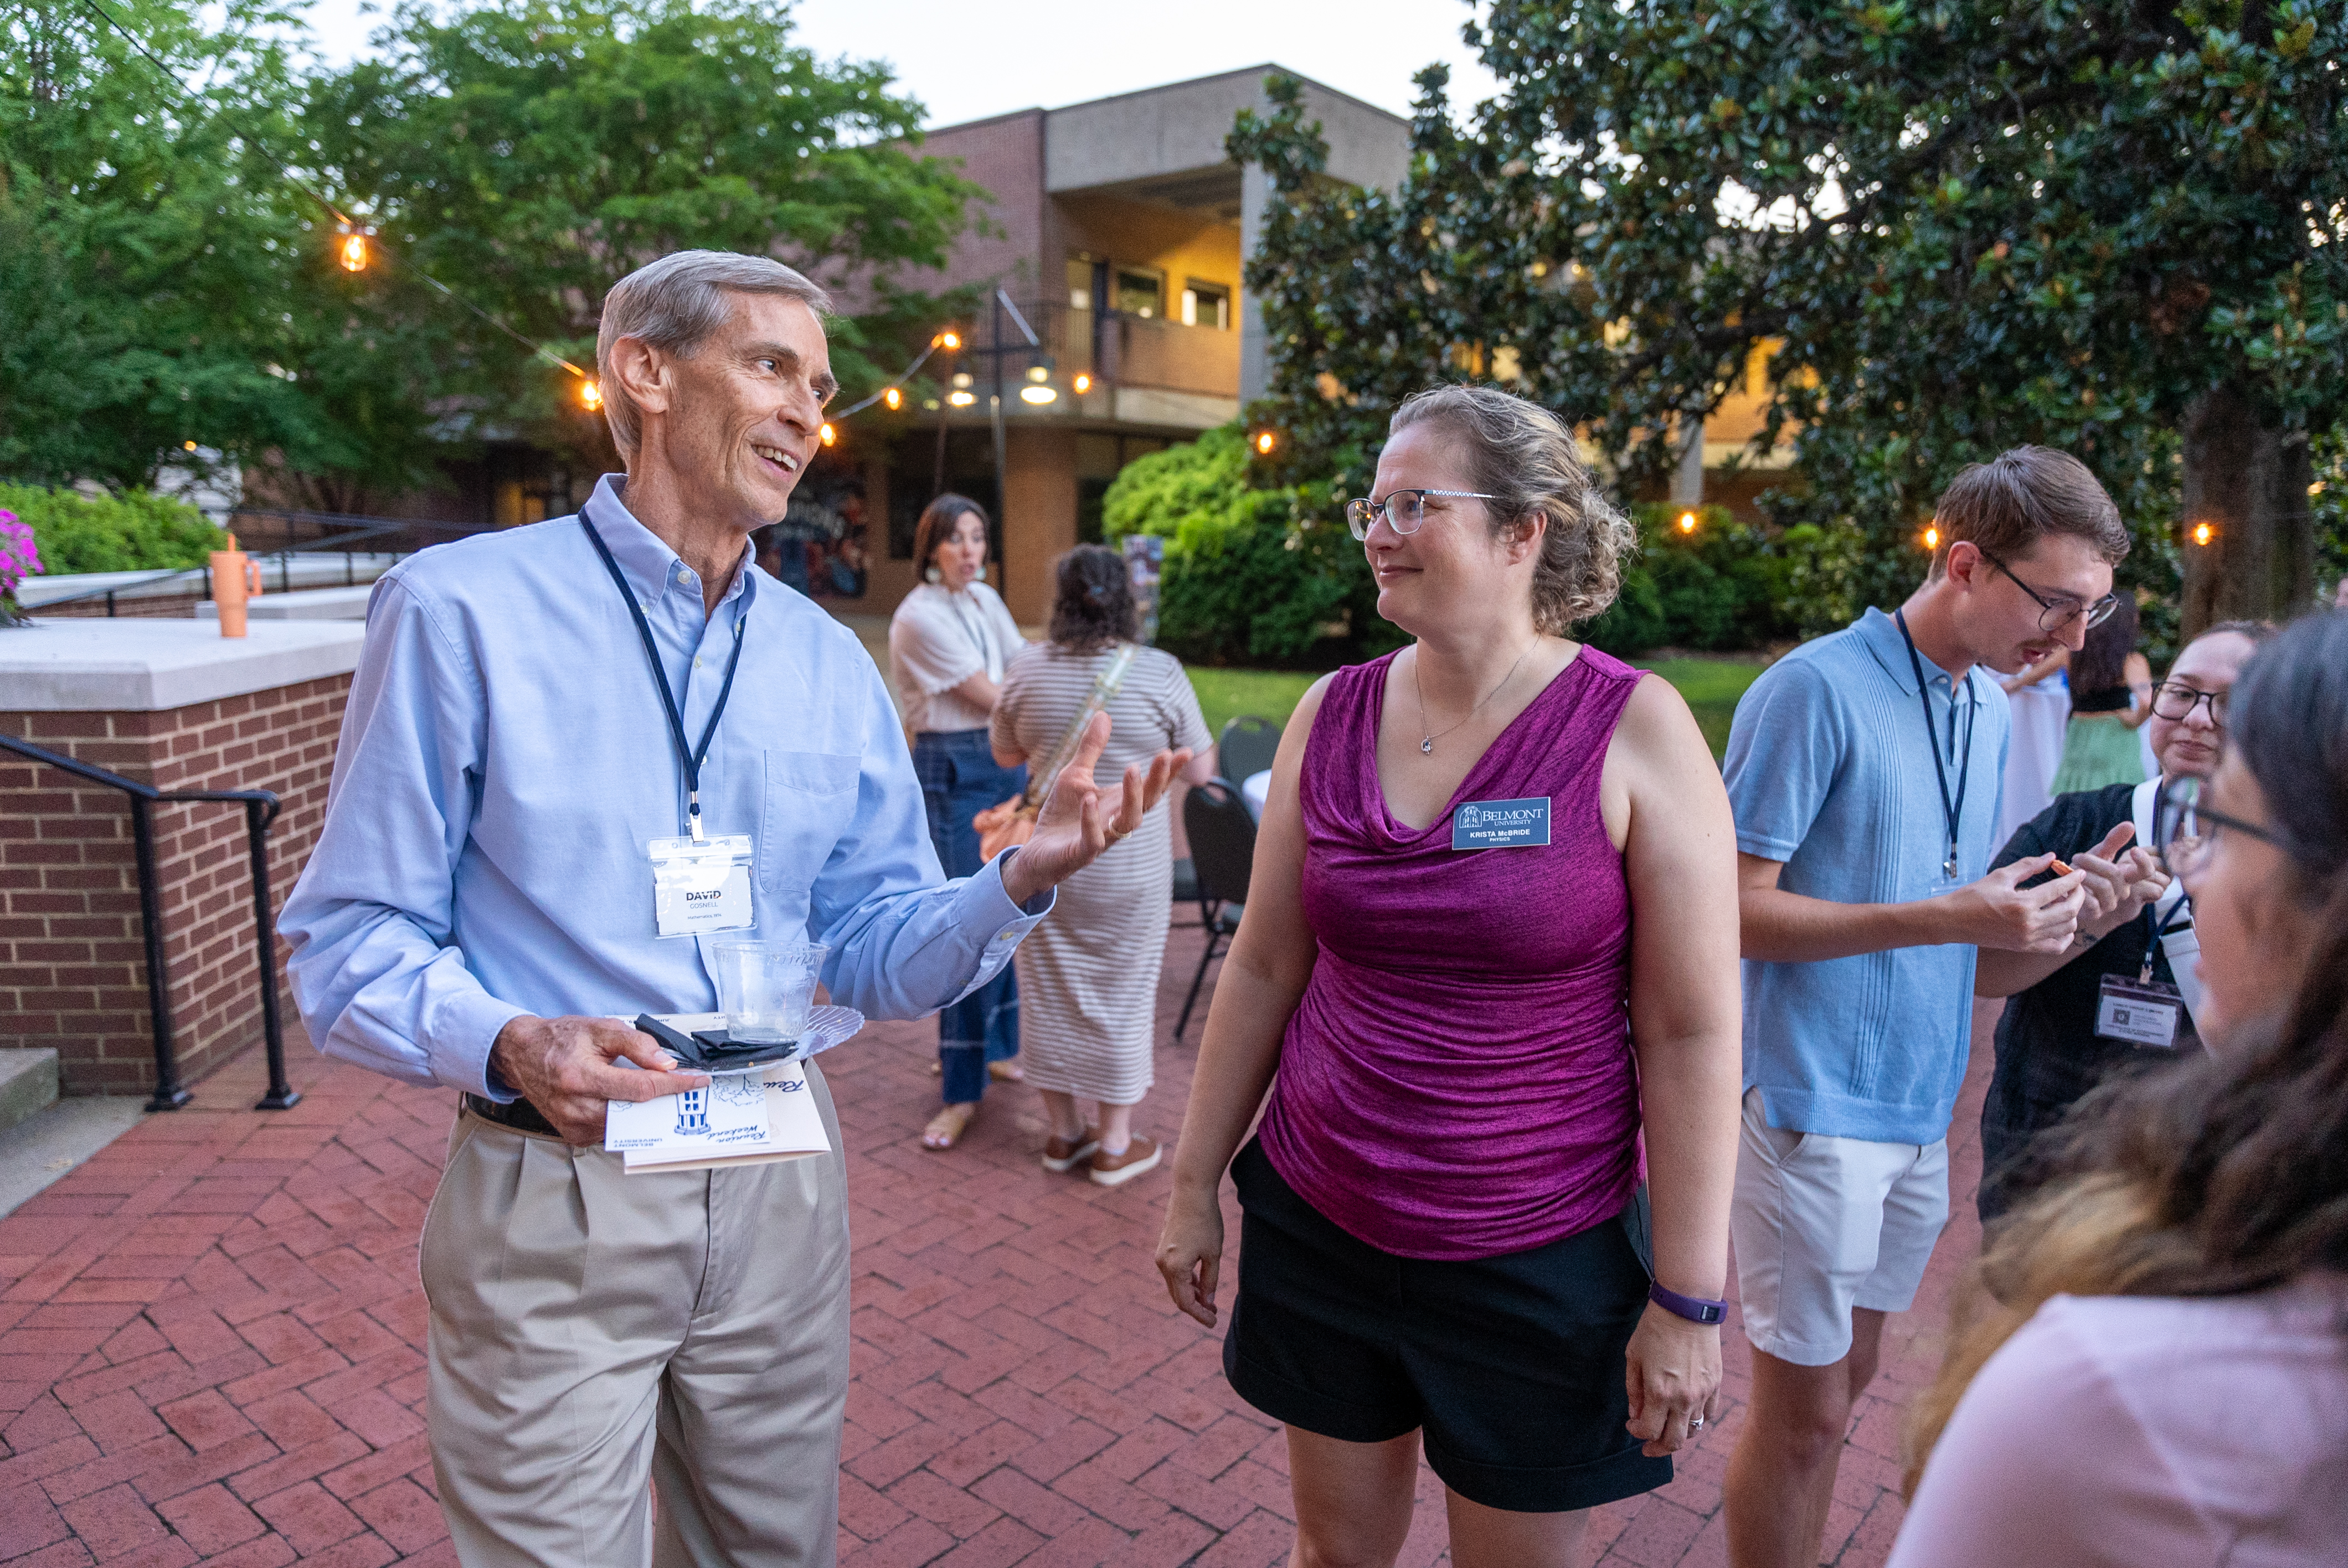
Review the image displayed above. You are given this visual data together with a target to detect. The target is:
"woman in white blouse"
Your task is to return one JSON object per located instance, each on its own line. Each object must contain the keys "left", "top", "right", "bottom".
{"left": 889, "top": 494, "right": 1031, "bottom": 1150}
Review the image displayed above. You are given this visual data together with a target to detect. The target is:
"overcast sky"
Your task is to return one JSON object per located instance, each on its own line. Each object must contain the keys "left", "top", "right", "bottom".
{"left": 296, "top": 0, "right": 1503, "bottom": 126}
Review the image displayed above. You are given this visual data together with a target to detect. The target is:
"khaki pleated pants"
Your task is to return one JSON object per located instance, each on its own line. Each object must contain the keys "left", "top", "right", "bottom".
{"left": 419, "top": 1064, "right": 851, "bottom": 1568}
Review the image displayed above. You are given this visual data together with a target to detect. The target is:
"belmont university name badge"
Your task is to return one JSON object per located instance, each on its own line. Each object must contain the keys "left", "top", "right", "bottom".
{"left": 1450, "top": 797, "right": 1552, "bottom": 851}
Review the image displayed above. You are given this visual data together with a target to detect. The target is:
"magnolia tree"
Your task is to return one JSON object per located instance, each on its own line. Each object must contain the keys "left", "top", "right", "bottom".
{"left": 1235, "top": 1, "right": 2348, "bottom": 639}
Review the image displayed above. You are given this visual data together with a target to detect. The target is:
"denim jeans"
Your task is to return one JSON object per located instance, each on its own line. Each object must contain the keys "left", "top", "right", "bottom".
{"left": 912, "top": 729, "right": 1026, "bottom": 1105}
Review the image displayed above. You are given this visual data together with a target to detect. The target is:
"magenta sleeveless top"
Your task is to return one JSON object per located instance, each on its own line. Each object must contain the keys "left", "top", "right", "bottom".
{"left": 1254, "top": 646, "right": 1646, "bottom": 1260}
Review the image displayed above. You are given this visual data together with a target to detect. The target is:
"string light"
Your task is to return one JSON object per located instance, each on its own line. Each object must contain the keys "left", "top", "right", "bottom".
{"left": 338, "top": 230, "right": 369, "bottom": 272}
{"left": 2192, "top": 521, "right": 2215, "bottom": 546}
{"left": 578, "top": 380, "right": 603, "bottom": 412}
{"left": 936, "top": 331, "right": 961, "bottom": 350}
{"left": 882, "top": 387, "right": 902, "bottom": 410}
{"left": 819, "top": 422, "right": 837, "bottom": 446}
{"left": 1254, "top": 430, "right": 1278, "bottom": 455}
{"left": 1072, "top": 372, "right": 1093, "bottom": 394}
{"left": 1677, "top": 511, "right": 1697, "bottom": 534}
{"left": 1923, "top": 524, "right": 1941, "bottom": 551}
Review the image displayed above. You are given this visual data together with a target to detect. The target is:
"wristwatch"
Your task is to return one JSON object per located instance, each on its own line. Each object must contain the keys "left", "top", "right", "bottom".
{"left": 1649, "top": 1282, "right": 1728, "bottom": 1325}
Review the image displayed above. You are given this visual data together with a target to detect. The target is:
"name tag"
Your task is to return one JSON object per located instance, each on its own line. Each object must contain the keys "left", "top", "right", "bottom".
{"left": 649, "top": 834, "right": 755, "bottom": 938}
{"left": 1451, "top": 796, "right": 1551, "bottom": 850}
{"left": 2096, "top": 974, "right": 2182, "bottom": 1050}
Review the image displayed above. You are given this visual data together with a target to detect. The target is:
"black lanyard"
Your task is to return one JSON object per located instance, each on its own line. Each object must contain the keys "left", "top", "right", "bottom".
{"left": 2138, "top": 891, "right": 2191, "bottom": 985}
{"left": 583, "top": 517, "right": 748, "bottom": 842}
{"left": 1895, "top": 609, "right": 1976, "bottom": 880}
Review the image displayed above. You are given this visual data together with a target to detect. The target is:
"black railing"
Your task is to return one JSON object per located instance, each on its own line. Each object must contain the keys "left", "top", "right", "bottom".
{"left": 1, "top": 734, "right": 300, "bottom": 1113}
{"left": 27, "top": 509, "right": 501, "bottom": 616}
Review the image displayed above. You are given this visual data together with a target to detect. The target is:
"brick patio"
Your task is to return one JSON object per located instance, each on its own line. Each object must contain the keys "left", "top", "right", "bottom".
{"left": 0, "top": 926, "right": 1992, "bottom": 1567}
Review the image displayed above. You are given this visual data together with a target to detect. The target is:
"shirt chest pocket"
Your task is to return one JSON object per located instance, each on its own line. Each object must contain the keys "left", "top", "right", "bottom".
{"left": 760, "top": 749, "right": 862, "bottom": 895}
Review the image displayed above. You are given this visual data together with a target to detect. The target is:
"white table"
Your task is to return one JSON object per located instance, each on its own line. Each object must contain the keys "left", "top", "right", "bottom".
{"left": 1240, "top": 768, "right": 1271, "bottom": 821}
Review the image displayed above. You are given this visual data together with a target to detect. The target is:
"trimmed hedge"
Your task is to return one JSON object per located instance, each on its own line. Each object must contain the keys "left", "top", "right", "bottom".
{"left": 0, "top": 482, "right": 225, "bottom": 576}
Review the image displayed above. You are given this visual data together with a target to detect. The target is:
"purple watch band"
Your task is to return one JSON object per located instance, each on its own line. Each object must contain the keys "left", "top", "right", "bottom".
{"left": 1648, "top": 1281, "right": 1727, "bottom": 1325}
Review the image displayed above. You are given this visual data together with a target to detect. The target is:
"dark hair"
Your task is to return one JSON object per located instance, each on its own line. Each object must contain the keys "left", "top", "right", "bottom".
{"left": 1049, "top": 544, "right": 1136, "bottom": 651}
{"left": 911, "top": 493, "right": 987, "bottom": 578}
{"left": 2067, "top": 594, "right": 2139, "bottom": 693}
{"left": 1387, "top": 385, "right": 1636, "bottom": 632}
{"left": 1906, "top": 609, "right": 2348, "bottom": 1495}
{"left": 1930, "top": 446, "right": 2129, "bottom": 577}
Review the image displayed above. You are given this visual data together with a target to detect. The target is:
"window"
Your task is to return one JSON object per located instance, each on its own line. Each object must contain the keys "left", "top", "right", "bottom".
{"left": 1181, "top": 280, "right": 1231, "bottom": 330}
{"left": 1115, "top": 267, "right": 1163, "bottom": 319}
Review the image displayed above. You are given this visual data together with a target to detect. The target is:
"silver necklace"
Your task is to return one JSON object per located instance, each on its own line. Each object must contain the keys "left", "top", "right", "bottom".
{"left": 1412, "top": 641, "right": 1535, "bottom": 754}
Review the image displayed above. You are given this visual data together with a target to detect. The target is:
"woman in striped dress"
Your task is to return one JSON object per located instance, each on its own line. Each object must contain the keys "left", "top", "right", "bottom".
{"left": 991, "top": 546, "right": 1215, "bottom": 1185}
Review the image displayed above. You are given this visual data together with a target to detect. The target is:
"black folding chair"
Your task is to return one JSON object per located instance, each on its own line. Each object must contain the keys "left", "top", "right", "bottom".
{"left": 1216, "top": 714, "right": 1281, "bottom": 791}
{"left": 1175, "top": 778, "right": 1255, "bottom": 1044}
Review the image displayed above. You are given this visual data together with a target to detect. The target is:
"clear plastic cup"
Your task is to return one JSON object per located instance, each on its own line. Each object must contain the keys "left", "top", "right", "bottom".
{"left": 709, "top": 940, "right": 828, "bottom": 1044}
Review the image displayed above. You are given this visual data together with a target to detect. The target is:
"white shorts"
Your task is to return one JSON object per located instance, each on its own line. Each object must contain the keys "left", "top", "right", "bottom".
{"left": 1730, "top": 1087, "right": 1949, "bottom": 1367}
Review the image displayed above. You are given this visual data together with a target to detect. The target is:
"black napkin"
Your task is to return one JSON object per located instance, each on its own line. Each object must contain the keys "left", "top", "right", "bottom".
{"left": 634, "top": 1014, "right": 800, "bottom": 1071}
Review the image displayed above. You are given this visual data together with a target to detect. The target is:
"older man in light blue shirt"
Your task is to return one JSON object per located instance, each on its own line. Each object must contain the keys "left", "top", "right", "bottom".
{"left": 281, "top": 251, "right": 1186, "bottom": 1568}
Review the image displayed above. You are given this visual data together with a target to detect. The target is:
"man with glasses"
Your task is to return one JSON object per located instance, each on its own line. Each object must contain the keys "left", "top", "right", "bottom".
{"left": 1721, "top": 446, "right": 2128, "bottom": 1568}
{"left": 1972, "top": 620, "right": 2274, "bottom": 1221}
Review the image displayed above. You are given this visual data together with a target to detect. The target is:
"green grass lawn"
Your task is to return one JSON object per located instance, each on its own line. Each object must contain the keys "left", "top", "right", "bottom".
{"left": 1187, "top": 656, "right": 1765, "bottom": 763}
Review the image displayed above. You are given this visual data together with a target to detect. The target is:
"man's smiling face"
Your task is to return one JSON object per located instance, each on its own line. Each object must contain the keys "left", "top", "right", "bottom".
{"left": 661, "top": 291, "right": 837, "bottom": 530}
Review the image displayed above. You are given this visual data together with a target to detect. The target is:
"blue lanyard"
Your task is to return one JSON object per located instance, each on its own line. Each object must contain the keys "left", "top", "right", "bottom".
{"left": 2139, "top": 892, "right": 2191, "bottom": 984}
{"left": 1895, "top": 610, "right": 1976, "bottom": 880}
{"left": 582, "top": 517, "right": 748, "bottom": 842}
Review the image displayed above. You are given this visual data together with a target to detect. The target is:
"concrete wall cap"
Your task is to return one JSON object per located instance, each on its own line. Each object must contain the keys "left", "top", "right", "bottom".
{"left": 0, "top": 617, "right": 365, "bottom": 711}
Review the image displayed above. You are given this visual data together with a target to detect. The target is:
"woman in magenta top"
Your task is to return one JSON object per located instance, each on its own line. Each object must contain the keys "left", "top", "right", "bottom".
{"left": 1157, "top": 385, "right": 1742, "bottom": 1567}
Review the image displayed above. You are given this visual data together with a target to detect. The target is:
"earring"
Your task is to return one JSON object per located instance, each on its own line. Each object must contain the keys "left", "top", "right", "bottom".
{"left": 925, "top": 566, "right": 943, "bottom": 584}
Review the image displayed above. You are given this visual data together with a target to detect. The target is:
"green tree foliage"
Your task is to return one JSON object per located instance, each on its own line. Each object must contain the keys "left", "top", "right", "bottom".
{"left": 1581, "top": 503, "right": 1802, "bottom": 656}
{"left": 1102, "top": 425, "right": 1389, "bottom": 666}
{"left": 0, "top": 0, "right": 336, "bottom": 490}
{"left": 1, "top": 0, "right": 980, "bottom": 507}
{"left": 303, "top": 0, "right": 984, "bottom": 497}
{"left": 0, "top": 481, "right": 223, "bottom": 572}
{"left": 1235, "top": 4, "right": 2348, "bottom": 642}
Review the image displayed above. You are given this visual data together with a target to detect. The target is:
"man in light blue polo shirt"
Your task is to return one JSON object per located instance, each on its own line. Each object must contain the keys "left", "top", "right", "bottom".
{"left": 1718, "top": 448, "right": 2129, "bottom": 1568}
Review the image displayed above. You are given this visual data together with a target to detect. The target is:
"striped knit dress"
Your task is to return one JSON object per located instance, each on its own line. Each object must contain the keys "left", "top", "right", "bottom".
{"left": 990, "top": 642, "right": 1212, "bottom": 1105}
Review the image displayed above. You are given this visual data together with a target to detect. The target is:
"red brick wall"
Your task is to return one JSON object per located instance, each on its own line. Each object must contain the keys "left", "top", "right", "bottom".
{"left": 1, "top": 675, "right": 349, "bottom": 1096}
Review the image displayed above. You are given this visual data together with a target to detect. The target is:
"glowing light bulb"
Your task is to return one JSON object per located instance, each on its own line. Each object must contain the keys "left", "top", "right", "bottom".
{"left": 1677, "top": 511, "right": 1697, "bottom": 534}
{"left": 938, "top": 331, "right": 961, "bottom": 350}
{"left": 1923, "top": 525, "right": 1940, "bottom": 551}
{"left": 819, "top": 422, "right": 836, "bottom": 446}
{"left": 2192, "top": 521, "right": 2215, "bottom": 547}
{"left": 948, "top": 389, "right": 975, "bottom": 408}
{"left": 1254, "top": 430, "right": 1277, "bottom": 455}
{"left": 338, "top": 231, "right": 369, "bottom": 272}
{"left": 883, "top": 387, "right": 903, "bottom": 410}
{"left": 182, "top": 440, "right": 198, "bottom": 452}
{"left": 579, "top": 380, "right": 603, "bottom": 412}
{"left": 1072, "top": 372, "right": 1093, "bottom": 394}
{"left": 1019, "top": 383, "right": 1057, "bottom": 405}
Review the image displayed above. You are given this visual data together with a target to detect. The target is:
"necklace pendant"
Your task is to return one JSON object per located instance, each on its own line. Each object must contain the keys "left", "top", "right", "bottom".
{"left": 1419, "top": 737, "right": 1434, "bottom": 754}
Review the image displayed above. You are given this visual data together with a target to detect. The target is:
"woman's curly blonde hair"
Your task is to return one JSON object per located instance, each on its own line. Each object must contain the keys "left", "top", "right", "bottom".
{"left": 1387, "top": 385, "right": 1634, "bottom": 634}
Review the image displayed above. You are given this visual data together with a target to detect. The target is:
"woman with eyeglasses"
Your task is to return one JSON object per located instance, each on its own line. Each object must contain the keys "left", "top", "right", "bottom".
{"left": 1888, "top": 608, "right": 2348, "bottom": 1568}
{"left": 1154, "top": 385, "right": 1742, "bottom": 1567}
{"left": 1972, "top": 620, "right": 2274, "bottom": 1222}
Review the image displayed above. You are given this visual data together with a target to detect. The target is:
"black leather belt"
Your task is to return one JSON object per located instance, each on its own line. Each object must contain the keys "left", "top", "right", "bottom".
{"left": 462, "top": 1092, "right": 562, "bottom": 1138}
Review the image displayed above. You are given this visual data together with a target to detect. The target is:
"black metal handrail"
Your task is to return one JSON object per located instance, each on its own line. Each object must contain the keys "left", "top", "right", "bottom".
{"left": 26, "top": 510, "right": 502, "bottom": 615}
{"left": 1, "top": 733, "right": 300, "bottom": 1112}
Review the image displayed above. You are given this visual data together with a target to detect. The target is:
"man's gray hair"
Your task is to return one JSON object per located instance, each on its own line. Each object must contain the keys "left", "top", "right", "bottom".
{"left": 595, "top": 251, "right": 832, "bottom": 458}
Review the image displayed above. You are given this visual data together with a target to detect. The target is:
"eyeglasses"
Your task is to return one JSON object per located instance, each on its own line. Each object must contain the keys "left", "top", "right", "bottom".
{"left": 1345, "top": 489, "right": 1502, "bottom": 540}
{"left": 1976, "top": 548, "right": 2121, "bottom": 635}
{"left": 2152, "top": 773, "right": 2281, "bottom": 881}
{"left": 2148, "top": 680, "right": 2228, "bottom": 724}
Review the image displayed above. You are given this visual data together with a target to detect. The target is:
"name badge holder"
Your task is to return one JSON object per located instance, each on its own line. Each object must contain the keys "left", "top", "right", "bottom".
{"left": 1450, "top": 796, "right": 1552, "bottom": 850}
{"left": 650, "top": 835, "right": 756, "bottom": 938}
{"left": 2095, "top": 895, "right": 2191, "bottom": 1051}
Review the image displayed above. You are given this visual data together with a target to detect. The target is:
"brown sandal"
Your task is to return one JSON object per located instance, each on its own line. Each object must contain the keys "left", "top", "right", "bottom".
{"left": 929, "top": 1059, "right": 1024, "bottom": 1082}
{"left": 921, "top": 1103, "right": 977, "bottom": 1151}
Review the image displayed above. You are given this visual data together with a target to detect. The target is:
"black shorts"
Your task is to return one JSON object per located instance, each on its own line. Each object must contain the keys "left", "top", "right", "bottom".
{"left": 1222, "top": 1138, "right": 1669, "bottom": 1514}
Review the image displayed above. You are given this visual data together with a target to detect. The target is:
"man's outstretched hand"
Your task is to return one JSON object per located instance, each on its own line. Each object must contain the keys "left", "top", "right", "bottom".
{"left": 1000, "top": 711, "right": 1192, "bottom": 907}
{"left": 487, "top": 1014, "right": 712, "bottom": 1146}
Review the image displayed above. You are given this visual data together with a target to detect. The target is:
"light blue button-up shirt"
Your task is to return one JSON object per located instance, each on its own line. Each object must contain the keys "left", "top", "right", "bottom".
{"left": 281, "top": 474, "right": 1049, "bottom": 1099}
{"left": 1722, "top": 607, "right": 2010, "bottom": 1144}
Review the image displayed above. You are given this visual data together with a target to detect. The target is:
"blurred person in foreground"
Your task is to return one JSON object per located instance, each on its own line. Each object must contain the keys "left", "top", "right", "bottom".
{"left": 991, "top": 545, "right": 1214, "bottom": 1184}
{"left": 1157, "top": 385, "right": 1743, "bottom": 1567}
{"left": 1890, "top": 610, "right": 2348, "bottom": 1568}
{"left": 1973, "top": 620, "right": 2274, "bottom": 1222}
{"left": 281, "top": 250, "right": 1187, "bottom": 1568}
{"left": 1721, "top": 447, "right": 2125, "bottom": 1568}
{"left": 888, "top": 492, "right": 1031, "bottom": 1149}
